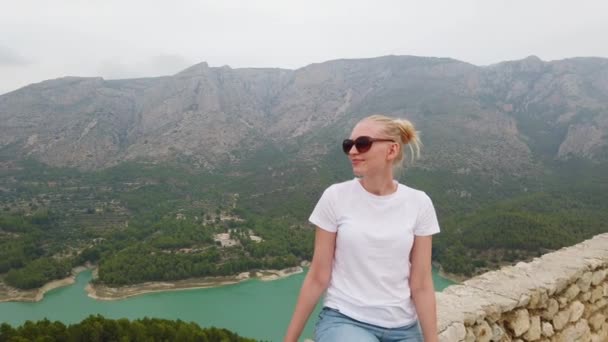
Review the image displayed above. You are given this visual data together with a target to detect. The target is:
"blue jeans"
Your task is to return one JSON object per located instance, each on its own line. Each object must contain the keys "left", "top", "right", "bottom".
{"left": 314, "top": 307, "right": 423, "bottom": 342}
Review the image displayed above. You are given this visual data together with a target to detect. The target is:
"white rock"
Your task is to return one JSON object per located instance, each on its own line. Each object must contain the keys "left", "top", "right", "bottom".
{"left": 577, "top": 272, "right": 593, "bottom": 292}
{"left": 591, "top": 269, "right": 606, "bottom": 286}
{"left": 538, "top": 290, "right": 549, "bottom": 309}
{"left": 518, "top": 294, "right": 531, "bottom": 307}
{"left": 506, "top": 308, "right": 530, "bottom": 337}
{"left": 528, "top": 291, "right": 540, "bottom": 309}
{"left": 438, "top": 322, "right": 466, "bottom": 342}
{"left": 570, "top": 301, "right": 586, "bottom": 322}
{"left": 490, "top": 323, "right": 505, "bottom": 341}
{"left": 542, "top": 322, "right": 555, "bottom": 337}
{"left": 557, "top": 296, "right": 569, "bottom": 308}
{"left": 590, "top": 286, "right": 604, "bottom": 303}
{"left": 464, "top": 327, "right": 475, "bottom": 342}
{"left": 553, "top": 309, "right": 570, "bottom": 331}
{"left": 564, "top": 283, "right": 581, "bottom": 301}
{"left": 486, "top": 310, "right": 502, "bottom": 324}
{"left": 542, "top": 298, "right": 559, "bottom": 320}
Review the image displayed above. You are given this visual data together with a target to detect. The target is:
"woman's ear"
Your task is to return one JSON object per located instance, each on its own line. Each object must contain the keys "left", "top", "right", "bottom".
{"left": 386, "top": 143, "right": 399, "bottom": 161}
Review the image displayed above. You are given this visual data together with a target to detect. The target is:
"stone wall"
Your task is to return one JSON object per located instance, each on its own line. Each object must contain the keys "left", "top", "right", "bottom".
{"left": 437, "top": 233, "right": 608, "bottom": 342}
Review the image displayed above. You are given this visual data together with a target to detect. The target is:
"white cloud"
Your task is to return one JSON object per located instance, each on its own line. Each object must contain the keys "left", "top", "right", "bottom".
{"left": 0, "top": 46, "right": 29, "bottom": 66}
{"left": 0, "top": 0, "right": 607, "bottom": 94}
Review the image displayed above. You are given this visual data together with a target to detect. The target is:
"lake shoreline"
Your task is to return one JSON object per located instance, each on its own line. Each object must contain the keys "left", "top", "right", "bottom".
{"left": 432, "top": 262, "right": 467, "bottom": 284}
{"left": 85, "top": 266, "right": 304, "bottom": 301}
{"left": 0, "top": 265, "right": 304, "bottom": 303}
{"left": 1, "top": 260, "right": 457, "bottom": 303}
{"left": 0, "top": 265, "right": 93, "bottom": 303}
{"left": 0, "top": 262, "right": 306, "bottom": 303}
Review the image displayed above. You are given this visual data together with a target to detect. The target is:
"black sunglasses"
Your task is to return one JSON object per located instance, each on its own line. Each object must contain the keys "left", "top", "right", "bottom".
{"left": 342, "top": 136, "right": 395, "bottom": 154}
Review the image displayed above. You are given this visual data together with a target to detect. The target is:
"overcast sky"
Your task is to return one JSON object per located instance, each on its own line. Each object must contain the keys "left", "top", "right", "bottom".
{"left": 1, "top": 0, "right": 607, "bottom": 95}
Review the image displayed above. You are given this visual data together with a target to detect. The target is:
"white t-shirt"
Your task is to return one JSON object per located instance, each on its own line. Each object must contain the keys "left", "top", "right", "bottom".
{"left": 309, "top": 178, "right": 440, "bottom": 328}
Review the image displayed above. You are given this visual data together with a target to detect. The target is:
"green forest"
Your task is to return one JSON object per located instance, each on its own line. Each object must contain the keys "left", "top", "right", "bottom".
{"left": 0, "top": 315, "right": 257, "bottom": 341}
{"left": 0, "top": 154, "right": 607, "bottom": 289}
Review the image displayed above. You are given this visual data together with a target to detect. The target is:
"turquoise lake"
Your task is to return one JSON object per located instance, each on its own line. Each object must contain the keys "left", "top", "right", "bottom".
{"left": 0, "top": 269, "right": 454, "bottom": 341}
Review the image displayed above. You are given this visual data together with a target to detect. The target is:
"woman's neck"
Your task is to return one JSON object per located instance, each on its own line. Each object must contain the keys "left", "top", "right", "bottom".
{"left": 359, "top": 173, "right": 396, "bottom": 196}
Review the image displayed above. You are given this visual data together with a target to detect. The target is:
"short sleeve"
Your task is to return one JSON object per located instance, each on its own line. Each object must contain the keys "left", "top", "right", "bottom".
{"left": 309, "top": 186, "right": 338, "bottom": 233}
{"left": 414, "top": 193, "right": 440, "bottom": 236}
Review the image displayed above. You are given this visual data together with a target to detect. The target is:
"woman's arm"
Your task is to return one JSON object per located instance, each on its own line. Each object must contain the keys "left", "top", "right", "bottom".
{"left": 410, "top": 235, "right": 439, "bottom": 342}
{"left": 283, "top": 227, "right": 336, "bottom": 342}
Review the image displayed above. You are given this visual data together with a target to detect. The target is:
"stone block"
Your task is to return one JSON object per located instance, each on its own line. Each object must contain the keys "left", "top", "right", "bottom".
{"left": 577, "top": 272, "right": 593, "bottom": 292}
{"left": 541, "top": 298, "right": 559, "bottom": 320}
{"left": 584, "top": 299, "right": 607, "bottom": 319}
{"left": 523, "top": 315, "right": 541, "bottom": 341}
{"left": 465, "top": 327, "right": 475, "bottom": 342}
{"left": 564, "top": 283, "right": 581, "bottom": 301}
{"left": 580, "top": 291, "right": 592, "bottom": 302}
{"left": 553, "top": 319, "right": 591, "bottom": 342}
{"left": 490, "top": 322, "right": 505, "bottom": 341}
{"left": 528, "top": 291, "right": 540, "bottom": 309}
{"left": 438, "top": 286, "right": 515, "bottom": 326}
{"left": 590, "top": 286, "right": 603, "bottom": 303}
{"left": 438, "top": 322, "right": 466, "bottom": 342}
{"left": 541, "top": 322, "right": 554, "bottom": 337}
{"left": 505, "top": 308, "right": 530, "bottom": 337}
{"left": 557, "top": 296, "right": 569, "bottom": 309}
{"left": 591, "top": 269, "right": 606, "bottom": 286}
{"left": 570, "top": 300, "right": 585, "bottom": 322}
{"left": 472, "top": 320, "right": 492, "bottom": 342}
{"left": 552, "top": 309, "right": 570, "bottom": 331}
{"left": 538, "top": 290, "right": 549, "bottom": 309}
{"left": 588, "top": 313, "right": 606, "bottom": 332}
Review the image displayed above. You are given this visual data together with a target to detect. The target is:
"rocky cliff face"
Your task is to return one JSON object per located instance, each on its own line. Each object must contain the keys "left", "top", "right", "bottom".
{"left": 1, "top": 55, "right": 607, "bottom": 174}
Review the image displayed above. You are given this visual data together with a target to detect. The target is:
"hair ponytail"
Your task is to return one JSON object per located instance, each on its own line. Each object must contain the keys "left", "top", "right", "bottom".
{"left": 364, "top": 115, "right": 422, "bottom": 167}
{"left": 394, "top": 118, "right": 421, "bottom": 163}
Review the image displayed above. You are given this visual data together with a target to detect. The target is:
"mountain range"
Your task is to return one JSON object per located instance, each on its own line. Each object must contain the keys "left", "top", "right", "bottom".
{"left": 2, "top": 55, "right": 607, "bottom": 176}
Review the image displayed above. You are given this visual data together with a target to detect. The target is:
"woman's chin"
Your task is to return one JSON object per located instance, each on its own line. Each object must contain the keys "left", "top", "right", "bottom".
{"left": 352, "top": 166, "right": 365, "bottom": 177}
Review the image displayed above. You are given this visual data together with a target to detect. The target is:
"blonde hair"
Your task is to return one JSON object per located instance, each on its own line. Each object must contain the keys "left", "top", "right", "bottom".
{"left": 364, "top": 114, "right": 421, "bottom": 167}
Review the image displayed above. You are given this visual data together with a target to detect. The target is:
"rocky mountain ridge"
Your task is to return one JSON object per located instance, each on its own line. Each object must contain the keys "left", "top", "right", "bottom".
{"left": 1, "top": 55, "right": 607, "bottom": 174}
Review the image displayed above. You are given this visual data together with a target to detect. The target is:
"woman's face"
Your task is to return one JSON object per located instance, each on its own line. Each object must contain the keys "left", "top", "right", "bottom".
{"left": 347, "top": 120, "right": 396, "bottom": 177}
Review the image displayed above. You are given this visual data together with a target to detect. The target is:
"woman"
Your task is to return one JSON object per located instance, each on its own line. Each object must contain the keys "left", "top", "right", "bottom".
{"left": 284, "top": 115, "right": 440, "bottom": 342}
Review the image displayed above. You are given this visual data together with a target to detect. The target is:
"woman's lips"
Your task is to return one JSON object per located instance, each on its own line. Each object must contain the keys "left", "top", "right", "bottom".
{"left": 351, "top": 159, "right": 364, "bottom": 165}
